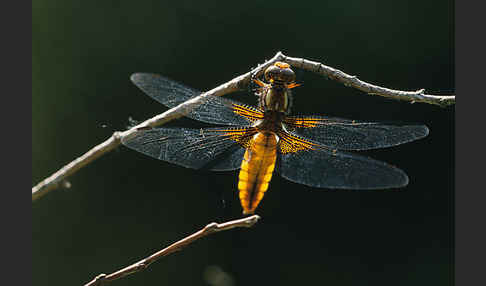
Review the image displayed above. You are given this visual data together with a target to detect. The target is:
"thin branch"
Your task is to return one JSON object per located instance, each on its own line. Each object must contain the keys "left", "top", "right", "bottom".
{"left": 281, "top": 54, "right": 455, "bottom": 107}
{"left": 83, "top": 215, "right": 260, "bottom": 286}
{"left": 32, "top": 51, "right": 455, "bottom": 201}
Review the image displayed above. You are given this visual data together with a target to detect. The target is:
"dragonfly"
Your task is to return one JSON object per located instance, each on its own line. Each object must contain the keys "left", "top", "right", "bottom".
{"left": 122, "top": 62, "right": 429, "bottom": 214}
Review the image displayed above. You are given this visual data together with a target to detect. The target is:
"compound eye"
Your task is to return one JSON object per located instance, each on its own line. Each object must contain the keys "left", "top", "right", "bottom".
{"left": 264, "top": 65, "right": 278, "bottom": 81}
{"left": 264, "top": 62, "right": 296, "bottom": 83}
{"left": 281, "top": 69, "right": 296, "bottom": 82}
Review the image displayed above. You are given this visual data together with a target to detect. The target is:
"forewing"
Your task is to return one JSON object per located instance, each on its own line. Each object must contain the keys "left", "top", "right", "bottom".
{"left": 122, "top": 127, "right": 256, "bottom": 171}
{"left": 276, "top": 131, "right": 408, "bottom": 189}
{"left": 131, "top": 73, "right": 257, "bottom": 126}
{"left": 284, "top": 115, "right": 429, "bottom": 151}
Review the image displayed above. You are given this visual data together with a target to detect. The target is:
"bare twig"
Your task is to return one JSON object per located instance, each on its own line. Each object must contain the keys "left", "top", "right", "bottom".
{"left": 281, "top": 54, "right": 455, "bottom": 107}
{"left": 83, "top": 215, "right": 260, "bottom": 286}
{"left": 32, "top": 51, "right": 455, "bottom": 201}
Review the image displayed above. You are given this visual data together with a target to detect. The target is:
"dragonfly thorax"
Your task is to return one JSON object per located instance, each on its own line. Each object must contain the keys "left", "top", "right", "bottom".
{"left": 253, "top": 110, "right": 286, "bottom": 134}
{"left": 261, "top": 85, "right": 290, "bottom": 113}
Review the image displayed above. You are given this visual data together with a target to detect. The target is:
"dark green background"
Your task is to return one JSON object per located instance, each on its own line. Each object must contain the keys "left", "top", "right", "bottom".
{"left": 33, "top": 0, "right": 454, "bottom": 285}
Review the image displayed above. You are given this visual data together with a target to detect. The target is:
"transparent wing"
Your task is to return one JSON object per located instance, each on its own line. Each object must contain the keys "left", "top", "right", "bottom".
{"left": 284, "top": 115, "right": 429, "bottom": 151}
{"left": 122, "top": 127, "right": 255, "bottom": 171}
{"left": 131, "top": 73, "right": 252, "bottom": 126}
{"left": 276, "top": 134, "right": 408, "bottom": 189}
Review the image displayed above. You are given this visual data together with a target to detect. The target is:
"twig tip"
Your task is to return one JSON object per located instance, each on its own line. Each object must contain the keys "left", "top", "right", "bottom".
{"left": 246, "top": 214, "right": 261, "bottom": 225}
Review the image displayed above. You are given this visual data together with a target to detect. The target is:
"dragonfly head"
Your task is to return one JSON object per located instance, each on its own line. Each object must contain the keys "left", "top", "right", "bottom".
{"left": 264, "top": 62, "right": 296, "bottom": 84}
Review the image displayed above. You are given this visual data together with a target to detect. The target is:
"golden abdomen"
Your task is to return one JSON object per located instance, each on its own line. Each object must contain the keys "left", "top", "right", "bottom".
{"left": 238, "top": 132, "right": 278, "bottom": 214}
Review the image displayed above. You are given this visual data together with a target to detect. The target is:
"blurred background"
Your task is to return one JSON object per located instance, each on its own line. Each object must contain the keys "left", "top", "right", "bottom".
{"left": 32, "top": 0, "right": 454, "bottom": 285}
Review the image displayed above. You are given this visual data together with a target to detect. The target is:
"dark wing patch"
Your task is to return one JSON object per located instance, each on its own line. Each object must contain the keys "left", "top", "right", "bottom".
{"left": 122, "top": 126, "right": 256, "bottom": 171}
{"left": 284, "top": 115, "right": 429, "bottom": 151}
{"left": 277, "top": 130, "right": 320, "bottom": 154}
